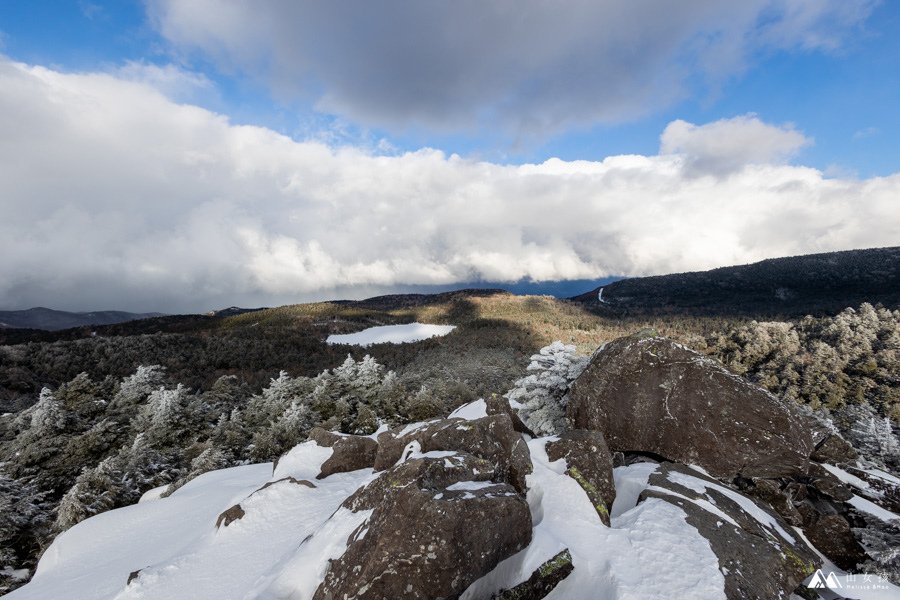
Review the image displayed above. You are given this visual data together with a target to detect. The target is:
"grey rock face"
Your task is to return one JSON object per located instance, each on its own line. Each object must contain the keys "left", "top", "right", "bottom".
{"left": 374, "top": 414, "right": 532, "bottom": 493}
{"left": 641, "top": 462, "right": 820, "bottom": 600}
{"left": 568, "top": 335, "right": 813, "bottom": 479}
{"left": 313, "top": 453, "right": 532, "bottom": 600}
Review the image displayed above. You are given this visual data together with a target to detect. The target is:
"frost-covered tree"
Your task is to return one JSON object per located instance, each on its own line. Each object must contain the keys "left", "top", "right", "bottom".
{"left": 311, "top": 355, "right": 403, "bottom": 433}
{"left": 133, "top": 384, "right": 192, "bottom": 446}
{"left": 250, "top": 400, "right": 320, "bottom": 461}
{"left": 0, "top": 474, "right": 51, "bottom": 592}
{"left": 25, "top": 388, "right": 66, "bottom": 435}
{"left": 835, "top": 402, "right": 900, "bottom": 471}
{"left": 110, "top": 365, "right": 166, "bottom": 412}
{"left": 55, "top": 456, "right": 123, "bottom": 531}
{"left": 507, "top": 341, "right": 589, "bottom": 436}
{"left": 162, "top": 446, "right": 230, "bottom": 498}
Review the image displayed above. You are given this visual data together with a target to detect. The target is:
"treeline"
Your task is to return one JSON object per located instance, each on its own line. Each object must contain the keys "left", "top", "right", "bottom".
{"left": 706, "top": 303, "right": 900, "bottom": 421}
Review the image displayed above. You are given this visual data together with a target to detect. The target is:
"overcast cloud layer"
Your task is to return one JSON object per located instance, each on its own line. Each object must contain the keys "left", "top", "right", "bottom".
{"left": 1, "top": 57, "right": 898, "bottom": 312}
{"left": 149, "top": 0, "right": 874, "bottom": 135}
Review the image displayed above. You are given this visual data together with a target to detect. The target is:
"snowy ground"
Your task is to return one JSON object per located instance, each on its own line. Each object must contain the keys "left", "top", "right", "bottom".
{"left": 461, "top": 444, "right": 726, "bottom": 600}
{"left": 8, "top": 444, "right": 376, "bottom": 600}
{"left": 325, "top": 322, "right": 455, "bottom": 347}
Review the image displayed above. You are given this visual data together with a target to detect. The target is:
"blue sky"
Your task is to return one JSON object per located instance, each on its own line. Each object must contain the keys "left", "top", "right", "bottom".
{"left": 2, "top": 0, "right": 897, "bottom": 176}
{"left": 0, "top": 2, "right": 898, "bottom": 311}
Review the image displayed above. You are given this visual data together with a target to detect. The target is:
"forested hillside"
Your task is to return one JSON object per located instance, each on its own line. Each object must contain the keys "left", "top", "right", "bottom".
{"left": 574, "top": 246, "right": 900, "bottom": 316}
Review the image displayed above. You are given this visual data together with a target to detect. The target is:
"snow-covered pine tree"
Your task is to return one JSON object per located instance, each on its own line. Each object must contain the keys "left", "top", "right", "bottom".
{"left": 55, "top": 456, "right": 124, "bottom": 531}
{"left": 507, "top": 341, "right": 589, "bottom": 436}
{"left": 161, "top": 446, "right": 230, "bottom": 498}
{"left": 836, "top": 402, "right": 900, "bottom": 470}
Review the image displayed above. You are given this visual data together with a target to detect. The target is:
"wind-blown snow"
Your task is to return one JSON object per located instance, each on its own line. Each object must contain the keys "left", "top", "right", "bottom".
{"left": 666, "top": 470, "right": 796, "bottom": 544}
{"left": 9, "top": 442, "right": 376, "bottom": 600}
{"left": 820, "top": 463, "right": 872, "bottom": 492}
{"left": 610, "top": 463, "right": 659, "bottom": 519}
{"left": 448, "top": 399, "right": 488, "bottom": 420}
{"left": 847, "top": 495, "right": 900, "bottom": 523}
{"left": 326, "top": 323, "right": 455, "bottom": 347}
{"left": 461, "top": 439, "right": 726, "bottom": 599}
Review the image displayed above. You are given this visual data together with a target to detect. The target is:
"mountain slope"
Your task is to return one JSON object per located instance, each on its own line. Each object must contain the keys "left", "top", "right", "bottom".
{"left": 0, "top": 307, "right": 164, "bottom": 331}
{"left": 572, "top": 246, "right": 900, "bottom": 316}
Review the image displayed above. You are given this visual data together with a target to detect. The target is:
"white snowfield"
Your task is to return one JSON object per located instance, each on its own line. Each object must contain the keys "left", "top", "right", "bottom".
{"left": 9, "top": 399, "right": 900, "bottom": 600}
{"left": 325, "top": 323, "right": 455, "bottom": 347}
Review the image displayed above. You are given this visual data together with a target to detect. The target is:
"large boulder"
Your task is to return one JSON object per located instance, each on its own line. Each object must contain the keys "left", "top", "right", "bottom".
{"left": 307, "top": 427, "right": 379, "bottom": 479}
{"left": 641, "top": 462, "right": 820, "bottom": 599}
{"left": 803, "top": 514, "right": 868, "bottom": 571}
{"left": 313, "top": 453, "right": 532, "bottom": 600}
{"left": 374, "top": 414, "right": 532, "bottom": 493}
{"left": 568, "top": 334, "right": 813, "bottom": 479}
{"left": 546, "top": 430, "right": 615, "bottom": 525}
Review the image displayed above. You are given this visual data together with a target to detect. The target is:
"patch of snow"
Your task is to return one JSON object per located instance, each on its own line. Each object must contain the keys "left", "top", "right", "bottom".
{"left": 138, "top": 484, "right": 169, "bottom": 503}
{"left": 462, "top": 438, "right": 726, "bottom": 600}
{"left": 272, "top": 440, "right": 333, "bottom": 481}
{"left": 326, "top": 323, "right": 455, "bottom": 347}
{"left": 396, "top": 421, "right": 430, "bottom": 437}
{"left": 860, "top": 467, "right": 900, "bottom": 486}
{"left": 610, "top": 463, "right": 658, "bottom": 519}
{"left": 446, "top": 481, "right": 503, "bottom": 491}
{"left": 647, "top": 486, "right": 740, "bottom": 529}
{"left": 848, "top": 495, "right": 900, "bottom": 523}
{"left": 666, "top": 470, "right": 796, "bottom": 544}
{"left": 820, "top": 463, "right": 872, "bottom": 491}
{"left": 260, "top": 507, "right": 374, "bottom": 599}
{"left": 448, "top": 399, "right": 487, "bottom": 420}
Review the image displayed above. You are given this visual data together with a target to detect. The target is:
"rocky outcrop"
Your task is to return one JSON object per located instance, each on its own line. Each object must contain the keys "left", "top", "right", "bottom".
{"left": 215, "top": 504, "right": 245, "bottom": 528}
{"left": 810, "top": 433, "right": 858, "bottom": 465}
{"left": 492, "top": 549, "right": 573, "bottom": 600}
{"left": 803, "top": 514, "right": 868, "bottom": 571}
{"left": 485, "top": 393, "right": 535, "bottom": 437}
{"left": 568, "top": 334, "right": 813, "bottom": 479}
{"left": 641, "top": 462, "right": 820, "bottom": 599}
{"left": 374, "top": 414, "right": 532, "bottom": 493}
{"left": 546, "top": 430, "right": 615, "bottom": 525}
{"left": 306, "top": 428, "right": 379, "bottom": 479}
{"left": 313, "top": 453, "right": 532, "bottom": 600}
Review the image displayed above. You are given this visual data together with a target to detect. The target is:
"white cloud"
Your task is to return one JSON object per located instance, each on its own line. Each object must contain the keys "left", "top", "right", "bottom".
{"left": 112, "top": 61, "right": 214, "bottom": 104}
{"left": 146, "top": 0, "right": 874, "bottom": 136}
{"left": 0, "top": 57, "right": 898, "bottom": 312}
{"left": 660, "top": 115, "right": 811, "bottom": 176}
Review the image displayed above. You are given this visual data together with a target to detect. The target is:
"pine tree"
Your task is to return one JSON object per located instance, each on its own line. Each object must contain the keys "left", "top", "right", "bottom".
{"left": 507, "top": 341, "right": 589, "bottom": 436}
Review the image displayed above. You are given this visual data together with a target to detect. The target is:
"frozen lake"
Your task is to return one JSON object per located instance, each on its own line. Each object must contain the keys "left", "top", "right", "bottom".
{"left": 325, "top": 322, "right": 456, "bottom": 347}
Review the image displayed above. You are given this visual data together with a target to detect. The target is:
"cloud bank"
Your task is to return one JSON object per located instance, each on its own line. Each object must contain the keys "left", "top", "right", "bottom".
{"left": 1, "top": 57, "right": 898, "bottom": 312}
{"left": 148, "top": 0, "right": 874, "bottom": 135}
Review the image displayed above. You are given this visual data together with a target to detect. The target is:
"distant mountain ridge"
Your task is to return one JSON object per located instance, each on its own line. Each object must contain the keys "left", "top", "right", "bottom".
{"left": 0, "top": 307, "right": 165, "bottom": 331}
{"left": 572, "top": 246, "right": 900, "bottom": 316}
